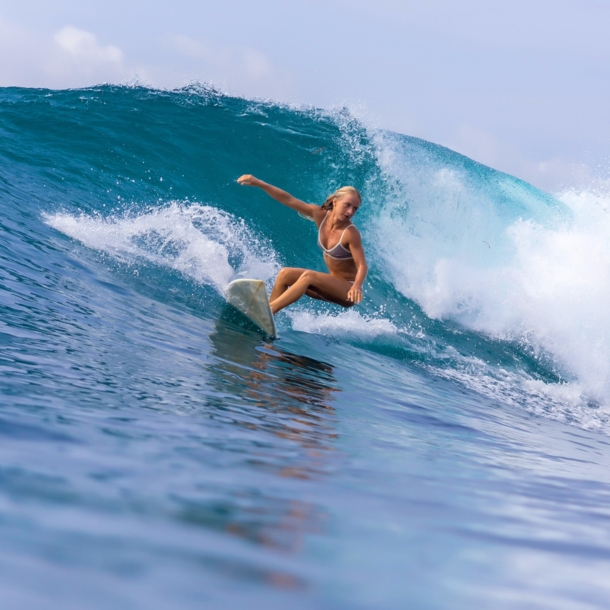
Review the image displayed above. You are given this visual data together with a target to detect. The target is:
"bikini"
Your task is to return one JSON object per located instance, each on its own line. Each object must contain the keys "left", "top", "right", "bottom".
{"left": 317, "top": 212, "right": 355, "bottom": 290}
{"left": 317, "top": 211, "right": 354, "bottom": 260}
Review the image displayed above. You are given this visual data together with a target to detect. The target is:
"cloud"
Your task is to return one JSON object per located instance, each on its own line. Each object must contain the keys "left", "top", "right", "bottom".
{"left": 54, "top": 26, "right": 123, "bottom": 65}
{"left": 0, "top": 14, "right": 291, "bottom": 98}
{"left": 167, "top": 34, "right": 294, "bottom": 99}
{"left": 0, "top": 14, "right": 128, "bottom": 88}
{"left": 48, "top": 26, "right": 126, "bottom": 84}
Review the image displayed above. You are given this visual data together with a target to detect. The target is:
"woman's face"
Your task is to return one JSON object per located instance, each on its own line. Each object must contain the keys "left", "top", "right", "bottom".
{"left": 334, "top": 193, "right": 360, "bottom": 221}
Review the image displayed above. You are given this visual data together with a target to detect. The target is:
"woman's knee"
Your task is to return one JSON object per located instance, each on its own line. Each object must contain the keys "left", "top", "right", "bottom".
{"left": 277, "top": 267, "right": 298, "bottom": 283}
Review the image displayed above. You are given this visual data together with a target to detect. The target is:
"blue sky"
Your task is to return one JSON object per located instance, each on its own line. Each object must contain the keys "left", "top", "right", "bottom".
{"left": 1, "top": 0, "right": 608, "bottom": 192}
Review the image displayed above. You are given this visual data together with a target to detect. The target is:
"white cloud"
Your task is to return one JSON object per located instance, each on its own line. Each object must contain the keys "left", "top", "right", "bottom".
{"left": 54, "top": 26, "right": 123, "bottom": 64}
{"left": 48, "top": 26, "right": 126, "bottom": 84}
{"left": 166, "top": 34, "right": 294, "bottom": 99}
{"left": 0, "top": 15, "right": 291, "bottom": 98}
{"left": 0, "top": 14, "right": 128, "bottom": 88}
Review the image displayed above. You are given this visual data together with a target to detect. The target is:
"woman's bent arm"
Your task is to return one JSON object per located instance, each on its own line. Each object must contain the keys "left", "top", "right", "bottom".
{"left": 346, "top": 229, "right": 368, "bottom": 304}
{"left": 237, "top": 174, "right": 319, "bottom": 218}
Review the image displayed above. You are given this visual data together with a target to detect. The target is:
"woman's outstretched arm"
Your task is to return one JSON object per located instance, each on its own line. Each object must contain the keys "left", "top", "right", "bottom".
{"left": 237, "top": 175, "right": 320, "bottom": 218}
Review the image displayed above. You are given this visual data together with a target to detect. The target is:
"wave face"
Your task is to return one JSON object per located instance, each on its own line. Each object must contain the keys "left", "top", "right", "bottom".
{"left": 2, "top": 85, "right": 610, "bottom": 609}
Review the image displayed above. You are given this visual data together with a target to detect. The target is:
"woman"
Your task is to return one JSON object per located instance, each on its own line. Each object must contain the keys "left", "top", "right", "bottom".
{"left": 237, "top": 175, "right": 368, "bottom": 314}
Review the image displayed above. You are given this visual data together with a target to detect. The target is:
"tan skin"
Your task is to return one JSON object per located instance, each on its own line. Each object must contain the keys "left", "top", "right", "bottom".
{"left": 237, "top": 175, "right": 368, "bottom": 315}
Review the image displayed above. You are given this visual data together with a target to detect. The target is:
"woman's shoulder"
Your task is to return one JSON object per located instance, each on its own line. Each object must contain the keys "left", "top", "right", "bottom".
{"left": 344, "top": 223, "right": 362, "bottom": 242}
{"left": 311, "top": 205, "right": 327, "bottom": 225}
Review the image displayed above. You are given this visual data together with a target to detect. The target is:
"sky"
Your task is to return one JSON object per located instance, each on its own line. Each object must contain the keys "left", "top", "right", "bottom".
{"left": 0, "top": 0, "right": 608, "bottom": 193}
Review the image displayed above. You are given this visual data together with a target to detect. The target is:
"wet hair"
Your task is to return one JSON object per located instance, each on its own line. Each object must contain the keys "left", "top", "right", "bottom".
{"left": 321, "top": 186, "right": 362, "bottom": 211}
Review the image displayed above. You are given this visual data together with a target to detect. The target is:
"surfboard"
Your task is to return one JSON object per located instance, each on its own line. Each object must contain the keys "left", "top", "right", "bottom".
{"left": 225, "top": 279, "right": 277, "bottom": 338}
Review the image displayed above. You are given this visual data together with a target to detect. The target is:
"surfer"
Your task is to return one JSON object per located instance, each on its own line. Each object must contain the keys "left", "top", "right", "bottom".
{"left": 237, "top": 175, "right": 368, "bottom": 314}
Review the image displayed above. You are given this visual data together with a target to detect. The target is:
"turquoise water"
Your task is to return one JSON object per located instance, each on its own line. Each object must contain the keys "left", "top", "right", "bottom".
{"left": 2, "top": 85, "right": 610, "bottom": 609}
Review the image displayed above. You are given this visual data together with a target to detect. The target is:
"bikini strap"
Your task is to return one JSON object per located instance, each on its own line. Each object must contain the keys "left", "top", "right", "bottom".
{"left": 319, "top": 211, "right": 329, "bottom": 230}
{"left": 338, "top": 225, "right": 351, "bottom": 245}
{"left": 318, "top": 211, "right": 329, "bottom": 248}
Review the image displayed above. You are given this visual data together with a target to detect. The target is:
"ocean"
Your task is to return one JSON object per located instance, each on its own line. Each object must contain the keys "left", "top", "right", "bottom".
{"left": 1, "top": 84, "right": 610, "bottom": 609}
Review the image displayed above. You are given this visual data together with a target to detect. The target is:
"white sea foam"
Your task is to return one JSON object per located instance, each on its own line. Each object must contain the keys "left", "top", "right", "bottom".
{"left": 287, "top": 309, "right": 397, "bottom": 338}
{"left": 45, "top": 202, "right": 279, "bottom": 292}
{"left": 428, "top": 357, "right": 610, "bottom": 434}
{"left": 370, "top": 131, "right": 610, "bottom": 405}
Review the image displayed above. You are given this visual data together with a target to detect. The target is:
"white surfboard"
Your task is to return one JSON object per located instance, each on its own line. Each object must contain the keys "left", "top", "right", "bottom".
{"left": 225, "top": 279, "right": 277, "bottom": 338}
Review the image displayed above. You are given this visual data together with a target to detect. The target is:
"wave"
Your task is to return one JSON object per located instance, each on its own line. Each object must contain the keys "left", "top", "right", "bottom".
{"left": 44, "top": 202, "right": 280, "bottom": 293}
{"left": 2, "top": 84, "right": 609, "bottom": 432}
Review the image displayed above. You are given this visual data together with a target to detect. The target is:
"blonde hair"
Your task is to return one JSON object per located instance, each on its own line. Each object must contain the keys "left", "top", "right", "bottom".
{"left": 321, "top": 186, "right": 362, "bottom": 211}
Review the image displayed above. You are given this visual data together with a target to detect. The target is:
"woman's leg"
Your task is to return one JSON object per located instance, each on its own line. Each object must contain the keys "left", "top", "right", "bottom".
{"left": 269, "top": 268, "right": 308, "bottom": 302}
{"left": 270, "top": 269, "right": 354, "bottom": 314}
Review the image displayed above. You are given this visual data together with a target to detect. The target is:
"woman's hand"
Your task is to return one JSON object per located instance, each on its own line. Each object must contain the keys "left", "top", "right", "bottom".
{"left": 237, "top": 174, "right": 260, "bottom": 187}
{"left": 347, "top": 284, "right": 363, "bottom": 303}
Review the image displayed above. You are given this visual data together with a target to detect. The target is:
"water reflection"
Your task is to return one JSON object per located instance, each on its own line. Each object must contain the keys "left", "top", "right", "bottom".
{"left": 176, "top": 314, "right": 340, "bottom": 555}
{"left": 207, "top": 312, "right": 339, "bottom": 467}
